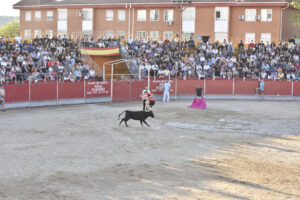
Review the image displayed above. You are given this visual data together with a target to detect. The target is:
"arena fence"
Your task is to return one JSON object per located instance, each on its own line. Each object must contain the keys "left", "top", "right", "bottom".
{"left": 3, "top": 78, "right": 300, "bottom": 106}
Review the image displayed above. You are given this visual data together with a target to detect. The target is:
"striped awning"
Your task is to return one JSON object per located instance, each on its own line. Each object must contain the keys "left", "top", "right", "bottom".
{"left": 80, "top": 46, "right": 120, "bottom": 56}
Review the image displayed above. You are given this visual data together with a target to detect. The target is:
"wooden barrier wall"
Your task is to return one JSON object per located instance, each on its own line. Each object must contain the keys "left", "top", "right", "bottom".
{"left": 3, "top": 79, "right": 299, "bottom": 104}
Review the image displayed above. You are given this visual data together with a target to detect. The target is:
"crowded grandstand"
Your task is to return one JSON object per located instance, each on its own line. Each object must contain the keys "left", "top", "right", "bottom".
{"left": 0, "top": 35, "right": 299, "bottom": 85}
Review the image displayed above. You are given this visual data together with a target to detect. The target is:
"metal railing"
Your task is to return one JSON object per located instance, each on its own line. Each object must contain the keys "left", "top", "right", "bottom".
{"left": 78, "top": 38, "right": 103, "bottom": 76}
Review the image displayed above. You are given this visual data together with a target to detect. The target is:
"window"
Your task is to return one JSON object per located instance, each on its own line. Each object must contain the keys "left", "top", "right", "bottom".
{"left": 58, "top": 9, "right": 67, "bottom": 37}
{"left": 137, "top": 31, "right": 146, "bottom": 39}
{"left": 82, "top": 8, "right": 93, "bottom": 34}
{"left": 216, "top": 11, "right": 221, "bottom": 20}
{"left": 24, "top": 30, "right": 31, "bottom": 39}
{"left": 106, "top": 31, "right": 114, "bottom": 38}
{"left": 46, "top": 30, "right": 53, "bottom": 38}
{"left": 150, "top": 10, "right": 159, "bottom": 21}
{"left": 137, "top": 10, "right": 146, "bottom": 21}
{"left": 47, "top": 11, "right": 53, "bottom": 21}
{"left": 182, "top": 7, "right": 195, "bottom": 20}
{"left": 245, "top": 33, "right": 255, "bottom": 44}
{"left": 215, "top": 32, "right": 228, "bottom": 42}
{"left": 215, "top": 7, "right": 229, "bottom": 21}
{"left": 117, "top": 31, "right": 125, "bottom": 40}
{"left": 34, "top": 30, "right": 42, "bottom": 38}
{"left": 118, "top": 10, "right": 126, "bottom": 21}
{"left": 83, "top": 9, "right": 93, "bottom": 21}
{"left": 150, "top": 31, "right": 159, "bottom": 41}
{"left": 35, "top": 11, "right": 41, "bottom": 21}
{"left": 245, "top": 9, "right": 256, "bottom": 21}
{"left": 182, "top": 33, "right": 195, "bottom": 41}
{"left": 57, "top": 32, "right": 67, "bottom": 37}
{"left": 164, "top": 31, "right": 173, "bottom": 40}
{"left": 164, "top": 10, "right": 173, "bottom": 21}
{"left": 106, "top": 10, "right": 114, "bottom": 21}
{"left": 25, "top": 11, "right": 31, "bottom": 21}
{"left": 58, "top": 9, "right": 67, "bottom": 20}
{"left": 261, "top": 33, "right": 271, "bottom": 44}
{"left": 261, "top": 9, "right": 272, "bottom": 22}
{"left": 182, "top": 7, "right": 195, "bottom": 33}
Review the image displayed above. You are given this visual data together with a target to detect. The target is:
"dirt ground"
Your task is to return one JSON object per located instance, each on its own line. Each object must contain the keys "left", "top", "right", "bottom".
{"left": 0, "top": 100, "right": 300, "bottom": 200}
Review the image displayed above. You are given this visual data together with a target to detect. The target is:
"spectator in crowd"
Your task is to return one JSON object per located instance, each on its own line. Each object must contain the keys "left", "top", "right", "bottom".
{"left": 1, "top": 35, "right": 299, "bottom": 84}
{"left": 88, "top": 68, "right": 95, "bottom": 80}
{"left": 0, "top": 35, "right": 119, "bottom": 84}
{"left": 120, "top": 38, "right": 299, "bottom": 81}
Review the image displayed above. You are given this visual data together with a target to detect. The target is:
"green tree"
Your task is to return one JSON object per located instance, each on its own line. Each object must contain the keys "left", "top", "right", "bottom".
{"left": 0, "top": 20, "right": 19, "bottom": 38}
{"left": 291, "top": 0, "right": 300, "bottom": 26}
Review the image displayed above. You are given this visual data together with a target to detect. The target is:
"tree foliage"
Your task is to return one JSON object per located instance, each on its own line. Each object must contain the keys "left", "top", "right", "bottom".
{"left": 0, "top": 20, "right": 19, "bottom": 38}
{"left": 291, "top": 0, "right": 300, "bottom": 26}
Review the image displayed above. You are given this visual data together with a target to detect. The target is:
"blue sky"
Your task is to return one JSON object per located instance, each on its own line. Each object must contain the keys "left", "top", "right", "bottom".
{"left": 1, "top": 0, "right": 20, "bottom": 16}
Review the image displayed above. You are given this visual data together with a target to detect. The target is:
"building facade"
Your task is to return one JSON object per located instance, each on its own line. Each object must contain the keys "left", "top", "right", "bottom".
{"left": 13, "top": 0, "right": 295, "bottom": 44}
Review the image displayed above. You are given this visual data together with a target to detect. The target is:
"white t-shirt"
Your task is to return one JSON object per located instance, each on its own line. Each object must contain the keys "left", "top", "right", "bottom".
{"left": 204, "top": 64, "right": 210, "bottom": 71}
{"left": 164, "top": 82, "right": 171, "bottom": 92}
{"left": 0, "top": 88, "right": 5, "bottom": 96}
{"left": 15, "top": 36, "right": 22, "bottom": 43}
{"left": 58, "top": 65, "right": 64, "bottom": 72}
{"left": 89, "top": 70, "right": 95, "bottom": 76}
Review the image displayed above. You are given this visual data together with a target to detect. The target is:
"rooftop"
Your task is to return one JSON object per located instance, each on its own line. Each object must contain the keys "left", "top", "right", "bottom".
{"left": 13, "top": 0, "right": 289, "bottom": 8}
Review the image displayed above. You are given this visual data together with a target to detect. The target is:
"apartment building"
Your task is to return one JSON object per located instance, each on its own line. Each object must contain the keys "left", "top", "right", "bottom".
{"left": 13, "top": 0, "right": 295, "bottom": 44}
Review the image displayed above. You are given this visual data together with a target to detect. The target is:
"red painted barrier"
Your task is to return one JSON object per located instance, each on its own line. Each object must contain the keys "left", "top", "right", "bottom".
{"left": 4, "top": 84, "right": 29, "bottom": 103}
{"left": 58, "top": 81, "right": 84, "bottom": 99}
{"left": 293, "top": 81, "right": 300, "bottom": 96}
{"left": 112, "top": 81, "right": 131, "bottom": 102}
{"left": 30, "top": 82, "right": 57, "bottom": 101}
{"left": 131, "top": 80, "right": 147, "bottom": 101}
{"left": 264, "top": 80, "right": 292, "bottom": 96}
{"left": 234, "top": 79, "right": 258, "bottom": 95}
{"left": 86, "top": 81, "right": 111, "bottom": 98}
{"left": 177, "top": 79, "right": 204, "bottom": 95}
{"left": 206, "top": 79, "right": 233, "bottom": 94}
{"left": 151, "top": 79, "right": 176, "bottom": 95}
{"left": 4, "top": 79, "right": 300, "bottom": 104}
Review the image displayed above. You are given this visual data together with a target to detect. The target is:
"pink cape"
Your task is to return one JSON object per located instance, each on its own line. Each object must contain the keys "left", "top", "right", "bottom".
{"left": 188, "top": 97, "right": 207, "bottom": 109}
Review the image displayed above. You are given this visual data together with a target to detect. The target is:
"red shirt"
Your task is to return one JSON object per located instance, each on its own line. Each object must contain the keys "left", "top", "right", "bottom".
{"left": 146, "top": 93, "right": 155, "bottom": 101}
{"left": 47, "top": 60, "right": 53, "bottom": 68}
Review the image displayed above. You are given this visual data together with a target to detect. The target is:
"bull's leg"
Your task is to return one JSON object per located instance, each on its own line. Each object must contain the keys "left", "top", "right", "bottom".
{"left": 119, "top": 118, "right": 125, "bottom": 126}
{"left": 142, "top": 120, "right": 150, "bottom": 127}
{"left": 140, "top": 120, "right": 144, "bottom": 127}
{"left": 124, "top": 119, "right": 129, "bottom": 127}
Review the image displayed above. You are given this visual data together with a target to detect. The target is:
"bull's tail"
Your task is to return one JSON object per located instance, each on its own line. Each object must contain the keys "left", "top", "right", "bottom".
{"left": 118, "top": 110, "right": 126, "bottom": 120}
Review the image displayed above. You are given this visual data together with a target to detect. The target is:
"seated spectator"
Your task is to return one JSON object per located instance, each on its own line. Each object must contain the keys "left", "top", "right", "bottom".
{"left": 278, "top": 71, "right": 284, "bottom": 80}
{"left": 261, "top": 70, "right": 267, "bottom": 79}
{"left": 157, "top": 68, "right": 164, "bottom": 77}
{"left": 89, "top": 68, "right": 95, "bottom": 80}
{"left": 28, "top": 69, "right": 41, "bottom": 83}
{"left": 164, "top": 68, "right": 170, "bottom": 77}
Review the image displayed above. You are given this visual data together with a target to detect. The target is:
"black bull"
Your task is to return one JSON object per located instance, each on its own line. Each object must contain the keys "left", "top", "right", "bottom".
{"left": 118, "top": 110, "right": 155, "bottom": 127}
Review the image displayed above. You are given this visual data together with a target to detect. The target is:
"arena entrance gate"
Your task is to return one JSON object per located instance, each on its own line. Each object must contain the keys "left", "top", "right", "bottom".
{"left": 103, "top": 59, "right": 151, "bottom": 102}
